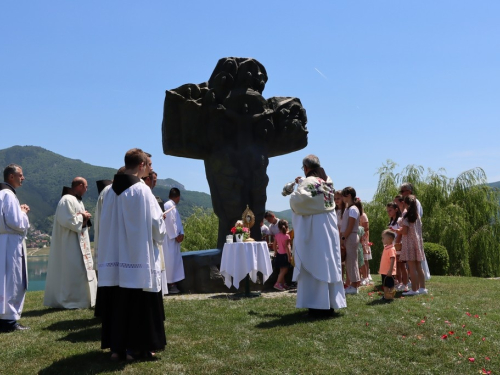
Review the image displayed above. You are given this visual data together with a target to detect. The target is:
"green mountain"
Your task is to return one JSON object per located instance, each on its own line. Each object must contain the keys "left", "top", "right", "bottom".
{"left": 488, "top": 181, "right": 500, "bottom": 189}
{"left": 0, "top": 146, "right": 211, "bottom": 236}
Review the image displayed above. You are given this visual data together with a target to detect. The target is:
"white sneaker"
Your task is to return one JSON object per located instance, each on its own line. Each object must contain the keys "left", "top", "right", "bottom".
{"left": 368, "top": 274, "right": 372, "bottom": 281}
{"left": 395, "top": 283, "right": 404, "bottom": 292}
{"left": 345, "top": 286, "right": 358, "bottom": 295}
{"left": 402, "top": 290, "right": 418, "bottom": 296}
{"left": 360, "top": 279, "right": 367, "bottom": 286}
{"left": 418, "top": 288, "right": 428, "bottom": 295}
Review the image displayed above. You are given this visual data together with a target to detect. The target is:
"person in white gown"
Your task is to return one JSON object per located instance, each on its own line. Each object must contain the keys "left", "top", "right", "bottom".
{"left": 0, "top": 164, "right": 30, "bottom": 332}
{"left": 290, "top": 154, "right": 346, "bottom": 318}
{"left": 97, "top": 148, "right": 167, "bottom": 360}
{"left": 44, "top": 177, "right": 97, "bottom": 309}
{"left": 161, "top": 188, "right": 185, "bottom": 295}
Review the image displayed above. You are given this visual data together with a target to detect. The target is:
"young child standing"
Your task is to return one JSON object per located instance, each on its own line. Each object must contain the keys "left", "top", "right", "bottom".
{"left": 379, "top": 230, "right": 397, "bottom": 300}
{"left": 273, "top": 219, "right": 292, "bottom": 291}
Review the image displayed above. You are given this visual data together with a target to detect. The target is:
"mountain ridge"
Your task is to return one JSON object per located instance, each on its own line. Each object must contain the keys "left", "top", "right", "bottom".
{"left": 0, "top": 145, "right": 210, "bottom": 235}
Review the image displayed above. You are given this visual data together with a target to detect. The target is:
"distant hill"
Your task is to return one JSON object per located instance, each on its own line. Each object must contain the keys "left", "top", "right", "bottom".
{"left": 0, "top": 146, "right": 211, "bottom": 236}
{"left": 489, "top": 181, "right": 500, "bottom": 189}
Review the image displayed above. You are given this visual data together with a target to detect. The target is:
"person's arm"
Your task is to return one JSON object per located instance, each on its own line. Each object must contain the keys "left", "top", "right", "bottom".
{"left": 387, "top": 257, "right": 395, "bottom": 276}
{"left": 272, "top": 238, "right": 277, "bottom": 256}
{"left": 286, "top": 237, "right": 291, "bottom": 258}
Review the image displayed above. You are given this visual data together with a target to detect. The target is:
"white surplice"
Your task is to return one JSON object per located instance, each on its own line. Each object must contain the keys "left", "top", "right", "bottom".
{"left": 161, "top": 199, "right": 185, "bottom": 293}
{"left": 0, "top": 188, "right": 29, "bottom": 320}
{"left": 93, "top": 184, "right": 112, "bottom": 261}
{"left": 44, "top": 195, "right": 97, "bottom": 309}
{"left": 98, "top": 181, "right": 166, "bottom": 292}
{"left": 290, "top": 175, "right": 347, "bottom": 310}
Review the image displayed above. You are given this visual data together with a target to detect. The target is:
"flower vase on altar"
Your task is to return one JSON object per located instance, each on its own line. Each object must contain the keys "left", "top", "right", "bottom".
{"left": 235, "top": 233, "right": 244, "bottom": 242}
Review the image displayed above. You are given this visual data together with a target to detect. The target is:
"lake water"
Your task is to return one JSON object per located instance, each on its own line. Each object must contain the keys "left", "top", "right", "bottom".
{"left": 27, "top": 256, "right": 48, "bottom": 292}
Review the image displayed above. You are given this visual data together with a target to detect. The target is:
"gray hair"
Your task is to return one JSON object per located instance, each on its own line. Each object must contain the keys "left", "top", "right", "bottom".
{"left": 400, "top": 182, "right": 414, "bottom": 193}
{"left": 3, "top": 164, "right": 22, "bottom": 182}
{"left": 302, "top": 154, "right": 320, "bottom": 169}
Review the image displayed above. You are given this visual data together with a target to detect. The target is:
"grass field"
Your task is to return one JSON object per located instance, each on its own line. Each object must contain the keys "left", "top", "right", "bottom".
{"left": 1, "top": 276, "right": 499, "bottom": 374}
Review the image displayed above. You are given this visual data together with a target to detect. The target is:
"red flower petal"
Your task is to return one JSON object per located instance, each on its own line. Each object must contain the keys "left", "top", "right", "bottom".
{"left": 482, "top": 369, "right": 491, "bottom": 375}
{"left": 441, "top": 334, "right": 448, "bottom": 339}
{"left": 468, "top": 357, "right": 475, "bottom": 362}
{"left": 474, "top": 314, "right": 480, "bottom": 318}
{"left": 466, "top": 312, "right": 472, "bottom": 316}
{"left": 467, "top": 331, "right": 472, "bottom": 336}
{"left": 448, "top": 331, "right": 454, "bottom": 335}
{"left": 462, "top": 324, "right": 466, "bottom": 328}
{"left": 485, "top": 357, "right": 490, "bottom": 361}
{"left": 421, "top": 320, "right": 426, "bottom": 323}
{"left": 482, "top": 337, "right": 486, "bottom": 341}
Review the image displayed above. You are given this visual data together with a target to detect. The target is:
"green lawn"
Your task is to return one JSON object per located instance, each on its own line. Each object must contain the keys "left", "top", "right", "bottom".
{"left": 1, "top": 276, "right": 499, "bottom": 374}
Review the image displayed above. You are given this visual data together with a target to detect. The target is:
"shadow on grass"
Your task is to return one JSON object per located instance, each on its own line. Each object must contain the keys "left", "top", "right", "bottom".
{"left": 44, "top": 317, "right": 100, "bottom": 332}
{"left": 38, "top": 350, "right": 127, "bottom": 374}
{"left": 366, "top": 298, "right": 394, "bottom": 306}
{"left": 253, "top": 310, "right": 342, "bottom": 329}
{"left": 22, "top": 308, "right": 62, "bottom": 318}
{"left": 57, "top": 326, "right": 101, "bottom": 343}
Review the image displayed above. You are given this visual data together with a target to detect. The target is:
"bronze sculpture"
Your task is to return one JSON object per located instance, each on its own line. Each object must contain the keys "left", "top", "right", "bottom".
{"left": 162, "top": 57, "right": 308, "bottom": 249}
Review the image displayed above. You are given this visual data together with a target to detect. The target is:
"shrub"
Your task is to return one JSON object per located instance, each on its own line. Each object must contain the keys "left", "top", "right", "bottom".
{"left": 181, "top": 207, "right": 219, "bottom": 252}
{"left": 424, "top": 242, "right": 449, "bottom": 275}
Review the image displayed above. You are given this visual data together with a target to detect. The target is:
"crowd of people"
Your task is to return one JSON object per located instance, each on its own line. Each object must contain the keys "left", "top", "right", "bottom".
{"left": 262, "top": 154, "right": 429, "bottom": 317}
{"left": 0, "top": 149, "right": 186, "bottom": 360}
{"left": 0, "top": 151, "right": 430, "bottom": 357}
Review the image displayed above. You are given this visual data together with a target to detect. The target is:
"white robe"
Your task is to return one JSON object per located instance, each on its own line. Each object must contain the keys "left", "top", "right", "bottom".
{"left": 93, "top": 184, "right": 112, "bottom": 261}
{"left": 44, "top": 195, "right": 97, "bottom": 309}
{"left": 98, "top": 181, "right": 166, "bottom": 292}
{"left": 290, "top": 175, "right": 347, "bottom": 310}
{"left": 161, "top": 199, "right": 185, "bottom": 292}
{"left": 0, "top": 189, "right": 29, "bottom": 320}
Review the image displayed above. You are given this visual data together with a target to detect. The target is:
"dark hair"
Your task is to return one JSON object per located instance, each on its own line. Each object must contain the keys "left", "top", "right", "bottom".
{"left": 264, "top": 211, "right": 274, "bottom": 219}
{"left": 400, "top": 182, "right": 414, "bottom": 194}
{"left": 386, "top": 202, "right": 401, "bottom": 226}
{"left": 116, "top": 166, "right": 126, "bottom": 175}
{"left": 169, "top": 187, "right": 180, "bottom": 199}
{"left": 342, "top": 187, "right": 363, "bottom": 215}
{"left": 124, "top": 148, "right": 147, "bottom": 169}
{"left": 394, "top": 195, "right": 404, "bottom": 203}
{"left": 278, "top": 219, "right": 288, "bottom": 234}
{"left": 71, "top": 177, "right": 85, "bottom": 188}
{"left": 3, "top": 164, "right": 21, "bottom": 182}
{"left": 403, "top": 195, "right": 419, "bottom": 223}
{"left": 382, "top": 229, "right": 396, "bottom": 240}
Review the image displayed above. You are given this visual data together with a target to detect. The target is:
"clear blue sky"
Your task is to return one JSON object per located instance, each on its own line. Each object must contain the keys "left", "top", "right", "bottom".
{"left": 1, "top": 1, "right": 499, "bottom": 211}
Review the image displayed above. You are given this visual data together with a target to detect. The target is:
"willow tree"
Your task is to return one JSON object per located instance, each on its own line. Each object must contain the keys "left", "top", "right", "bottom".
{"left": 365, "top": 160, "right": 500, "bottom": 277}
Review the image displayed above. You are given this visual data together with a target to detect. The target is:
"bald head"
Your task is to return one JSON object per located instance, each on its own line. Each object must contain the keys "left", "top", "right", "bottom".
{"left": 71, "top": 177, "right": 88, "bottom": 197}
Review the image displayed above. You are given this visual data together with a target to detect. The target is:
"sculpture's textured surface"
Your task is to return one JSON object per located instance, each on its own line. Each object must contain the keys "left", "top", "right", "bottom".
{"left": 162, "top": 57, "right": 308, "bottom": 248}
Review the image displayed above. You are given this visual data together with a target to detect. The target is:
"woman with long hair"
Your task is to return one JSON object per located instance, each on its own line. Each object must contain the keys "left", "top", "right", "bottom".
{"left": 398, "top": 195, "right": 427, "bottom": 296}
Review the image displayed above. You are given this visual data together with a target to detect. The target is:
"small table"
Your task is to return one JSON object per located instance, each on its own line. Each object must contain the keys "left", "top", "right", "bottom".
{"left": 220, "top": 241, "right": 273, "bottom": 297}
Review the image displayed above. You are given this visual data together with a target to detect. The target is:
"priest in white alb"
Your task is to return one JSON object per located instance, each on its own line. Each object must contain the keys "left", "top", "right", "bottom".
{"left": 0, "top": 164, "right": 30, "bottom": 332}
{"left": 290, "top": 154, "right": 346, "bottom": 318}
{"left": 161, "top": 187, "right": 185, "bottom": 295}
{"left": 97, "top": 148, "right": 166, "bottom": 360}
{"left": 44, "top": 177, "right": 97, "bottom": 309}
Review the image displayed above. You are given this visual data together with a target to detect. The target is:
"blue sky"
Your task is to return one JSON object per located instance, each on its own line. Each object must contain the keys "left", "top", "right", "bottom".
{"left": 1, "top": 1, "right": 499, "bottom": 211}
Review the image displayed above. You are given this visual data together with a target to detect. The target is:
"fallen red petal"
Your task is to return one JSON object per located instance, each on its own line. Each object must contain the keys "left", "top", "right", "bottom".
{"left": 466, "top": 312, "right": 472, "bottom": 316}
{"left": 482, "top": 369, "right": 491, "bottom": 375}
{"left": 448, "top": 331, "right": 454, "bottom": 335}
{"left": 468, "top": 357, "right": 475, "bottom": 362}
{"left": 467, "top": 331, "right": 472, "bottom": 336}
{"left": 441, "top": 334, "right": 448, "bottom": 339}
{"left": 474, "top": 314, "right": 480, "bottom": 318}
{"left": 485, "top": 357, "right": 490, "bottom": 361}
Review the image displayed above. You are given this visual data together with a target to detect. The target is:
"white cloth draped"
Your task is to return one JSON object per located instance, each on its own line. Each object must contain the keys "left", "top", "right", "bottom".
{"left": 44, "top": 195, "right": 97, "bottom": 309}
{"left": 98, "top": 183, "right": 166, "bottom": 292}
{"left": 161, "top": 199, "right": 185, "bottom": 293}
{"left": 220, "top": 242, "right": 273, "bottom": 289}
{"left": 290, "top": 175, "right": 346, "bottom": 310}
{"left": 0, "top": 189, "right": 29, "bottom": 320}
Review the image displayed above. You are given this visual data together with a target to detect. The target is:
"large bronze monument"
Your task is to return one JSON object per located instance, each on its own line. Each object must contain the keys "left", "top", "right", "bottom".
{"left": 162, "top": 57, "right": 308, "bottom": 249}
